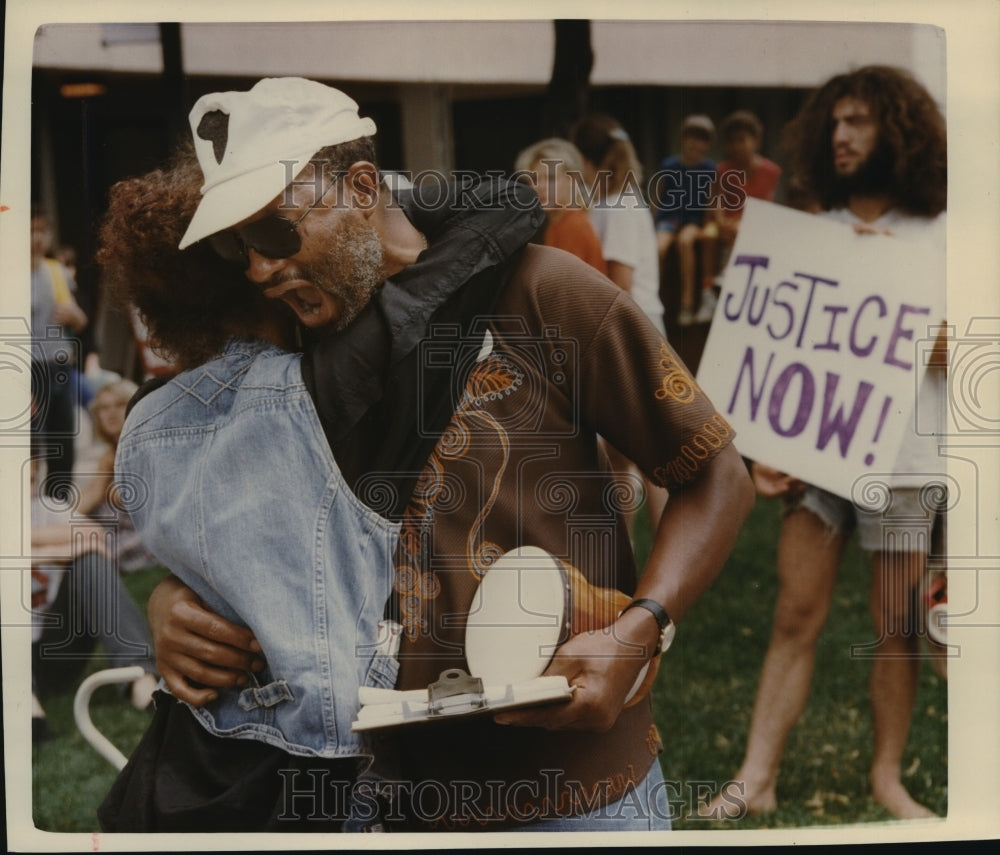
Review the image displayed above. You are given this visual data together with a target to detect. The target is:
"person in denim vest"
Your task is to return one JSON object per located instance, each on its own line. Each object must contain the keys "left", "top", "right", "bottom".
{"left": 96, "top": 82, "right": 543, "bottom": 831}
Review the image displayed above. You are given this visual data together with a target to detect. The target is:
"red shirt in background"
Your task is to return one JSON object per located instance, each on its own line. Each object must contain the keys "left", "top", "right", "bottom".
{"left": 716, "top": 155, "right": 782, "bottom": 225}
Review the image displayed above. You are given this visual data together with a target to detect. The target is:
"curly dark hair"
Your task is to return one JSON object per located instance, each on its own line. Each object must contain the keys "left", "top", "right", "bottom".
{"left": 97, "top": 134, "right": 381, "bottom": 370}
{"left": 781, "top": 65, "right": 946, "bottom": 217}
{"left": 96, "top": 142, "right": 283, "bottom": 370}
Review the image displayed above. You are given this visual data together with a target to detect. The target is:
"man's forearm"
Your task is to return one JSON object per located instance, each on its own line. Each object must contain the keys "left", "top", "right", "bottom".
{"left": 633, "top": 443, "right": 755, "bottom": 622}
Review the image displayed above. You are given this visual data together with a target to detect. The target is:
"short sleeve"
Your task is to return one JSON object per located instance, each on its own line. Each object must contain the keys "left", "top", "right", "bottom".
{"left": 511, "top": 246, "right": 735, "bottom": 491}
{"left": 582, "top": 292, "right": 735, "bottom": 489}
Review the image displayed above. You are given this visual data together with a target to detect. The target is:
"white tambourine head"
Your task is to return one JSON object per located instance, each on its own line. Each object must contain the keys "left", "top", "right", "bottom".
{"left": 464, "top": 546, "right": 568, "bottom": 687}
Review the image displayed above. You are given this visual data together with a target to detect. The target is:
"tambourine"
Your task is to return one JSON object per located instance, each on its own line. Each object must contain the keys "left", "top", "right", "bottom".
{"left": 464, "top": 546, "right": 659, "bottom": 706}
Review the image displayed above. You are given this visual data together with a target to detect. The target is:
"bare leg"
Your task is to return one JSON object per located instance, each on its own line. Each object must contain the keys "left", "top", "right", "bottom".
{"left": 676, "top": 224, "right": 699, "bottom": 312}
{"left": 868, "top": 549, "right": 936, "bottom": 819}
{"left": 709, "top": 508, "right": 846, "bottom": 815}
{"left": 699, "top": 228, "right": 717, "bottom": 288}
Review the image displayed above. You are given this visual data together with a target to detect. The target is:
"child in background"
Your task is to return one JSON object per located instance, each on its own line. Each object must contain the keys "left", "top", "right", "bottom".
{"left": 514, "top": 138, "right": 608, "bottom": 275}
{"left": 77, "top": 379, "right": 160, "bottom": 572}
{"left": 653, "top": 115, "right": 718, "bottom": 327}
{"left": 706, "top": 110, "right": 782, "bottom": 294}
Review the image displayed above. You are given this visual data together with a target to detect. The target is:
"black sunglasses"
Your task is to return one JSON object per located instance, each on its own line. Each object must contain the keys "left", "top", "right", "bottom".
{"left": 207, "top": 181, "right": 337, "bottom": 269}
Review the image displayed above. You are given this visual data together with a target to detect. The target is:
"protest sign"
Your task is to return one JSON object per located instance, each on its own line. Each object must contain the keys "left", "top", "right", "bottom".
{"left": 697, "top": 199, "right": 945, "bottom": 500}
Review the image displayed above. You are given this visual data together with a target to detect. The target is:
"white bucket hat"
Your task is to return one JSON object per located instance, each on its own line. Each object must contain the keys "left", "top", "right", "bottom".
{"left": 179, "top": 77, "right": 377, "bottom": 249}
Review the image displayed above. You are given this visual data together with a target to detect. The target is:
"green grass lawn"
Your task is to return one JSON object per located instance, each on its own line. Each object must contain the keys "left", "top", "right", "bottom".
{"left": 30, "top": 500, "right": 947, "bottom": 832}
{"left": 640, "top": 497, "right": 948, "bottom": 829}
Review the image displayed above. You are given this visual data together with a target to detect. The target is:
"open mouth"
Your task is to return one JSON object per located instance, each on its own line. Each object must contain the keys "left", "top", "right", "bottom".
{"left": 264, "top": 279, "right": 337, "bottom": 326}
{"left": 293, "top": 289, "right": 323, "bottom": 317}
{"left": 287, "top": 286, "right": 335, "bottom": 326}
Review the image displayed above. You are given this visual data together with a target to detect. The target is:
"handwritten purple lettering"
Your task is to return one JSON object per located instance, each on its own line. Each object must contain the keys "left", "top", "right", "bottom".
{"left": 728, "top": 346, "right": 892, "bottom": 462}
{"left": 724, "top": 255, "right": 932, "bottom": 370}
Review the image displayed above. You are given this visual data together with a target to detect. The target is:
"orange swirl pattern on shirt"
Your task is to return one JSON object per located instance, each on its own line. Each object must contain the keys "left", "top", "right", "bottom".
{"left": 655, "top": 342, "right": 697, "bottom": 405}
{"left": 395, "top": 353, "right": 521, "bottom": 640}
{"left": 646, "top": 722, "right": 663, "bottom": 756}
{"left": 654, "top": 413, "right": 733, "bottom": 487}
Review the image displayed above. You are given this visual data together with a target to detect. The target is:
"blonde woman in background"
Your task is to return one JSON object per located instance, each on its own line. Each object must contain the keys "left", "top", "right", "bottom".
{"left": 570, "top": 115, "right": 664, "bottom": 336}
{"left": 514, "top": 137, "right": 607, "bottom": 275}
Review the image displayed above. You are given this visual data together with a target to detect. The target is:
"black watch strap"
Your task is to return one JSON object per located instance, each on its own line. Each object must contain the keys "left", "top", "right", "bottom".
{"left": 621, "top": 598, "right": 675, "bottom": 654}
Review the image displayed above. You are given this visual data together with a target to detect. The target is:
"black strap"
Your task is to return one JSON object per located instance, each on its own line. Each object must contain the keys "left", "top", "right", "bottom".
{"left": 620, "top": 598, "right": 673, "bottom": 654}
{"left": 301, "top": 177, "right": 543, "bottom": 520}
{"left": 621, "top": 598, "right": 672, "bottom": 630}
{"left": 305, "top": 252, "right": 522, "bottom": 519}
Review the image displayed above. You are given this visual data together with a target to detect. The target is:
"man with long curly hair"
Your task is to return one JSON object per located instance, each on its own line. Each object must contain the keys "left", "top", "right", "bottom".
{"left": 710, "top": 65, "right": 947, "bottom": 821}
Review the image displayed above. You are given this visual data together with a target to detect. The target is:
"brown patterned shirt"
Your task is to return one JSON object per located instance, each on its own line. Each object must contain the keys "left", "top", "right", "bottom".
{"left": 385, "top": 244, "right": 734, "bottom": 829}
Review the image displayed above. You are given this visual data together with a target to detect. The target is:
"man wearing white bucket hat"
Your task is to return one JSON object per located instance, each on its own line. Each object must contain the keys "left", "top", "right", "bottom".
{"left": 99, "top": 77, "right": 754, "bottom": 832}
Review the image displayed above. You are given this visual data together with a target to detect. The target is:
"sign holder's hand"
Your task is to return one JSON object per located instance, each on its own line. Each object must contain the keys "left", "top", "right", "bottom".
{"left": 751, "top": 461, "right": 805, "bottom": 499}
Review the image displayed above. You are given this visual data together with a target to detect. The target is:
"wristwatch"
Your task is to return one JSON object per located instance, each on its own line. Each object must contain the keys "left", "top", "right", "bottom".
{"left": 621, "top": 598, "right": 676, "bottom": 655}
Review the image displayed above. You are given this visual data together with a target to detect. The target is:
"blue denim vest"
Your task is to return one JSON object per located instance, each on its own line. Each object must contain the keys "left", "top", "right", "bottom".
{"left": 116, "top": 340, "right": 400, "bottom": 758}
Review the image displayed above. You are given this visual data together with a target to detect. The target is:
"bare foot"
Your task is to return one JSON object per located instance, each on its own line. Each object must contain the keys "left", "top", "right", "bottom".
{"left": 871, "top": 770, "right": 936, "bottom": 819}
{"left": 130, "top": 672, "right": 158, "bottom": 710}
{"left": 703, "top": 775, "right": 777, "bottom": 820}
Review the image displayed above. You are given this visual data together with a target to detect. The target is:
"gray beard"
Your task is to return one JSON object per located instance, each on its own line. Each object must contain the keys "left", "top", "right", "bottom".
{"left": 306, "top": 217, "right": 385, "bottom": 331}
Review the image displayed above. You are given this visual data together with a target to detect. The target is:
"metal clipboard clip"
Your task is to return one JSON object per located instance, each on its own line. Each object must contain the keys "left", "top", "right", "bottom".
{"left": 427, "top": 668, "right": 486, "bottom": 716}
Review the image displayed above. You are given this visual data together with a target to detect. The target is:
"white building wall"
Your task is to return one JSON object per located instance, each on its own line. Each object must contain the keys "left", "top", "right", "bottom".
{"left": 32, "top": 20, "right": 945, "bottom": 105}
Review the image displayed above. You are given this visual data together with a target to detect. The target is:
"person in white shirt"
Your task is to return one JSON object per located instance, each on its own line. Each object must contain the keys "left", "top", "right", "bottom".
{"left": 709, "top": 65, "right": 948, "bottom": 822}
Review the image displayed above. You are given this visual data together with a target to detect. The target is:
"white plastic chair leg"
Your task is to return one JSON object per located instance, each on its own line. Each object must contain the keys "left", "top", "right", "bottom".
{"left": 72, "top": 665, "right": 145, "bottom": 771}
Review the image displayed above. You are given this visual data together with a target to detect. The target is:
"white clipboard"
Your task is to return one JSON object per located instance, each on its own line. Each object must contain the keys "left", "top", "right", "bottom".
{"left": 351, "top": 547, "right": 574, "bottom": 731}
{"left": 351, "top": 546, "right": 653, "bottom": 731}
